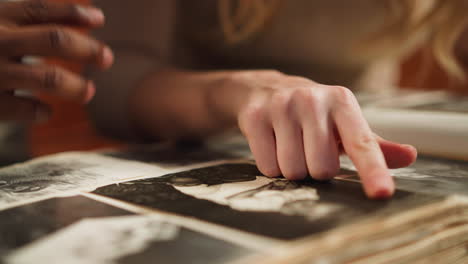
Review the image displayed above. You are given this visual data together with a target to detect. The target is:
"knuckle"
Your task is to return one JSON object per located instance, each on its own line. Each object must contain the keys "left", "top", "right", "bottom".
{"left": 239, "top": 105, "right": 267, "bottom": 131}
{"left": 22, "top": 0, "right": 48, "bottom": 23}
{"left": 68, "top": 4, "right": 83, "bottom": 19}
{"left": 20, "top": 67, "right": 40, "bottom": 83}
{"left": 244, "top": 105, "right": 266, "bottom": 122}
{"left": 47, "top": 27, "right": 70, "bottom": 51}
{"left": 41, "top": 67, "right": 62, "bottom": 91}
{"left": 290, "top": 87, "right": 310, "bottom": 101}
{"left": 349, "top": 133, "right": 377, "bottom": 153}
{"left": 271, "top": 91, "right": 292, "bottom": 112}
{"left": 331, "top": 86, "right": 356, "bottom": 107}
{"left": 291, "top": 87, "right": 320, "bottom": 109}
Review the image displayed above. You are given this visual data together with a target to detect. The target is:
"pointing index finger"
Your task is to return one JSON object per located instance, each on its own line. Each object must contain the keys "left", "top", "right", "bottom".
{"left": 331, "top": 87, "right": 395, "bottom": 199}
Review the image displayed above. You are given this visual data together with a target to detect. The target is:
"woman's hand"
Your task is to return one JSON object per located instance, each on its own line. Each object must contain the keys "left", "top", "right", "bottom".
{"left": 0, "top": 0, "right": 113, "bottom": 122}
{"left": 133, "top": 68, "right": 416, "bottom": 199}
{"left": 210, "top": 70, "right": 417, "bottom": 199}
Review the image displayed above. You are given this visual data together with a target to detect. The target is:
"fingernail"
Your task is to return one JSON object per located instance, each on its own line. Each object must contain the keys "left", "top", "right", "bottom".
{"left": 77, "top": 6, "right": 105, "bottom": 24}
{"left": 371, "top": 188, "right": 393, "bottom": 200}
{"left": 84, "top": 81, "right": 96, "bottom": 104}
{"left": 35, "top": 107, "right": 51, "bottom": 123}
{"left": 370, "top": 178, "right": 395, "bottom": 199}
{"left": 101, "top": 46, "right": 114, "bottom": 69}
{"left": 402, "top": 144, "right": 417, "bottom": 151}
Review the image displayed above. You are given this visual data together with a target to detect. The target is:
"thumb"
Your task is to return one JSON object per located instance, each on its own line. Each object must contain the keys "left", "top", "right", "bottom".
{"left": 376, "top": 135, "right": 418, "bottom": 169}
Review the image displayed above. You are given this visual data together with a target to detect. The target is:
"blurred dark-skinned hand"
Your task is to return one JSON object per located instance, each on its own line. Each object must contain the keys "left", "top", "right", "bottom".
{"left": 0, "top": 0, "right": 113, "bottom": 122}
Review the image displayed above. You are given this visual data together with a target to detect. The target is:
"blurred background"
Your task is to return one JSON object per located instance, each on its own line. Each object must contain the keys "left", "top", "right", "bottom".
{"left": 0, "top": 0, "right": 466, "bottom": 166}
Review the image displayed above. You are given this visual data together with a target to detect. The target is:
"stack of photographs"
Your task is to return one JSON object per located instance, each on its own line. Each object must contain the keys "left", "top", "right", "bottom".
{"left": 1, "top": 140, "right": 468, "bottom": 263}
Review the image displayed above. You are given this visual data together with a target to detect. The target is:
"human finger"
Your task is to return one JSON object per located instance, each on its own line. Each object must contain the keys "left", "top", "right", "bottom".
{"left": 0, "top": 26, "right": 113, "bottom": 69}
{"left": 331, "top": 86, "right": 394, "bottom": 199}
{"left": 376, "top": 135, "right": 418, "bottom": 169}
{"left": 293, "top": 88, "right": 340, "bottom": 180}
{"left": 338, "top": 134, "right": 418, "bottom": 169}
{"left": 239, "top": 104, "right": 281, "bottom": 177}
{"left": 0, "top": 0, "right": 104, "bottom": 27}
{"left": 0, "top": 62, "right": 95, "bottom": 103}
{"left": 270, "top": 92, "right": 308, "bottom": 180}
{"left": 302, "top": 120, "right": 340, "bottom": 180}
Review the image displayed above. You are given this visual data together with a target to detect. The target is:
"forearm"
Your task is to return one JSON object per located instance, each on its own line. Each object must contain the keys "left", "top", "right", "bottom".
{"left": 130, "top": 68, "right": 248, "bottom": 141}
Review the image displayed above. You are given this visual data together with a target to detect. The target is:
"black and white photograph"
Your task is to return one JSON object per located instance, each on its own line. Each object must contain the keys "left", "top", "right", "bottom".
{"left": 0, "top": 152, "right": 172, "bottom": 210}
{"left": 0, "top": 196, "right": 132, "bottom": 258}
{"left": 94, "top": 163, "right": 441, "bottom": 240}
{"left": 1, "top": 0, "right": 468, "bottom": 263}
{"left": 392, "top": 157, "right": 468, "bottom": 196}
{"left": 5, "top": 215, "right": 256, "bottom": 264}
{"left": 342, "top": 156, "right": 468, "bottom": 197}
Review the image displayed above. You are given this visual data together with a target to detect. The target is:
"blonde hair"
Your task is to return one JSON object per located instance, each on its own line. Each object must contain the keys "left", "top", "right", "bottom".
{"left": 218, "top": 0, "right": 468, "bottom": 81}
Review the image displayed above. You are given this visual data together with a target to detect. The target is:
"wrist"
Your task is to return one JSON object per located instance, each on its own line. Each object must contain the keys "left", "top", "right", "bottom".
{"left": 205, "top": 70, "right": 254, "bottom": 126}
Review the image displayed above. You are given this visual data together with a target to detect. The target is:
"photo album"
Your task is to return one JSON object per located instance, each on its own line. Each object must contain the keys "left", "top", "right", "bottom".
{"left": 0, "top": 132, "right": 468, "bottom": 264}
{"left": 1, "top": 121, "right": 468, "bottom": 263}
